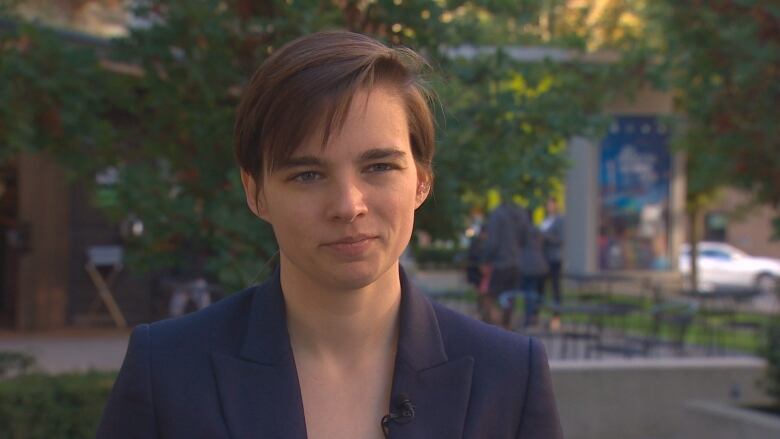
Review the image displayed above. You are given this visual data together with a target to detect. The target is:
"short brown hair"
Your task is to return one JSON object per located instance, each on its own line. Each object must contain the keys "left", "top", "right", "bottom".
{"left": 233, "top": 31, "right": 435, "bottom": 187}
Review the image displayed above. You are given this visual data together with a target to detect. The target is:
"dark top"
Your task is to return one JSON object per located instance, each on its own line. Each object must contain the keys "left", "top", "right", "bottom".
{"left": 97, "top": 267, "right": 563, "bottom": 439}
{"left": 541, "top": 215, "right": 564, "bottom": 263}
{"left": 484, "top": 203, "right": 532, "bottom": 270}
{"left": 520, "top": 226, "right": 549, "bottom": 277}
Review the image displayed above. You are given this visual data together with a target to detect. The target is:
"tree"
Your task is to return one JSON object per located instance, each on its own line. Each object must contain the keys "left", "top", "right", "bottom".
{"left": 1, "top": 0, "right": 624, "bottom": 289}
{"left": 644, "top": 0, "right": 780, "bottom": 236}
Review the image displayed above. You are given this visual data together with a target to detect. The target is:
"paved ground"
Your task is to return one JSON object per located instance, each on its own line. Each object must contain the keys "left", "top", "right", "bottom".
{"left": 0, "top": 329, "right": 130, "bottom": 374}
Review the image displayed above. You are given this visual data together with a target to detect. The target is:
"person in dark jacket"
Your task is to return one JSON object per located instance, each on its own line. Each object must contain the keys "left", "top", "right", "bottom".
{"left": 541, "top": 197, "right": 564, "bottom": 330}
{"left": 97, "top": 31, "right": 562, "bottom": 439}
{"left": 482, "top": 200, "right": 531, "bottom": 329}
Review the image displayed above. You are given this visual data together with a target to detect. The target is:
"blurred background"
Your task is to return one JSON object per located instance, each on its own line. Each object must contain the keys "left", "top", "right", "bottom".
{"left": 0, "top": 1, "right": 778, "bottom": 438}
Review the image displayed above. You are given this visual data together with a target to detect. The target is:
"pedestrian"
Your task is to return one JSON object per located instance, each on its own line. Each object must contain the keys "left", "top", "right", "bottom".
{"left": 465, "top": 226, "right": 485, "bottom": 289}
{"left": 97, "top": 31, "right": 561, "bottom": 439}
{"left": 519, "top": 215, "right": 549, "bottom": 329}
{"left": 541, "top": 197, "right": 564, "bottom": 330}
{"left": 168, "top": 277, "right": 211, "bottom": 317}
{"left": 464, "top": 224, "right": 493, "bottom": 322}
{"left": 482, "top": 197, "right": 530, "bottom": 329}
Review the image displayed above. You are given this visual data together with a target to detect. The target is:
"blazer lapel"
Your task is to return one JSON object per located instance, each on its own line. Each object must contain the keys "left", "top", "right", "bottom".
{"left": 211, "top": 271, "right": 307, "bottom": 439}
{"left": 388, "top": 269, "right": 474, "bottom": 439}
{"left": 210, "top": 267, "right": 474, "bottom": 439}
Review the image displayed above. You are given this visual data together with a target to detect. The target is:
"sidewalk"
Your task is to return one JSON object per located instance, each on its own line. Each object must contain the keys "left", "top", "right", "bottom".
{"left": 0, "top": 328, "right": 130, "bottom": 374}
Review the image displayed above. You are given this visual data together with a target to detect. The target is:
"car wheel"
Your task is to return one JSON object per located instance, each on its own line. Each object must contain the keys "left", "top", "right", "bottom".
{"left": 755, "top": 273, "right": 778, "bottom": 296}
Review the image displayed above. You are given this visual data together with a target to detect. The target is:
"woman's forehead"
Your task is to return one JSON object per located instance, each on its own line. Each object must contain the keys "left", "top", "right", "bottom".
{"left": 260, "top": 85, "right": 416, "bottom": 183}
{"left": 278, "top": 87, "right": 409, "bottom": 159}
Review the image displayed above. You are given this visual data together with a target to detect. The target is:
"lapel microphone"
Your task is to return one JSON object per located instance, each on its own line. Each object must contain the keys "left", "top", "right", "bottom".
{"left": 380, "top": 393, "right": 415, "bottom": 437}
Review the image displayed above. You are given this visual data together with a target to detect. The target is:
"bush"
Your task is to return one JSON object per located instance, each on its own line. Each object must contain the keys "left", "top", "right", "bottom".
{"left": 413, "top": 247, "right": 463, "bottom": 269}
{"left": 0, "top": 352, "right": 35, "bottom": 378}
{"left": 0, "top": 371, "right": 116, "bottom": 439}
{"left": 764, "top": 320, "right": 780, "bottom": 411}
{"left": 763, "top": 320, "right": 780, "bottom": 411}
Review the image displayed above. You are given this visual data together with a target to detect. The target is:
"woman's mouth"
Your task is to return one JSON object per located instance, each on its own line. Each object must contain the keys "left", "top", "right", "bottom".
{"left": 322, "top": 235, "right": 378, "bottom": 257}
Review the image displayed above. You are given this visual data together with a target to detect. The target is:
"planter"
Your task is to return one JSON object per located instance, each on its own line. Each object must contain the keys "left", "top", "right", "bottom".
{"left": 683, "top": 400, "right": 780, "bottom": 439}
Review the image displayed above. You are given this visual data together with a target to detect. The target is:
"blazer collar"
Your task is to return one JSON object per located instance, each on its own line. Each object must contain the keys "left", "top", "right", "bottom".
{"left": 388, "top": 267, "right": 474, "bottom": 438}
{"left": 212, "top": 266, "right": 474, "bottom": 439}
{"left": 239, "top": 269, "right": 291, "bottom": 365}
{"left": 211, "top": 269, "right": 306, "bottom": 439}
{"left": 394, "top": 266, "right": 448, "bottom": 370}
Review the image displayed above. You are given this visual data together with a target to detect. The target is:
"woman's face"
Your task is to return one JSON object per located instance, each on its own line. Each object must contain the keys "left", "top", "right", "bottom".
{"left": 242, "top": 86, "right": 429, "bottom": 291}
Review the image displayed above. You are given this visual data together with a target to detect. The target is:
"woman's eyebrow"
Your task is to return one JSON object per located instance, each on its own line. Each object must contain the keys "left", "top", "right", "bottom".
{"left": 275, "top": 148, "right": 406, "bottom": 170}
{"left": 275, "top": 156, "right": 323, "bottom": 170}
{"left": 358, "top": 148, "right": 407, "bottom": 162}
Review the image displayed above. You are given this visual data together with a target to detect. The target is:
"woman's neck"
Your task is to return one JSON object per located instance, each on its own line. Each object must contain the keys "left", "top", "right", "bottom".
{"left": 279, "top": 259, "right": 402, "bottom": 365}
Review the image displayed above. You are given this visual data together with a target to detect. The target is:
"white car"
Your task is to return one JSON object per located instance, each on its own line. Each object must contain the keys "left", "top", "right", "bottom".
{"left": 679, "top": 242, "right": 780, "bottom": 295}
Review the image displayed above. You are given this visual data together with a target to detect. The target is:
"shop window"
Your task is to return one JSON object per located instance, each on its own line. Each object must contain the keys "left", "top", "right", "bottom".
{"left": 598, "top": 116, "right": 672, "bottom": 271}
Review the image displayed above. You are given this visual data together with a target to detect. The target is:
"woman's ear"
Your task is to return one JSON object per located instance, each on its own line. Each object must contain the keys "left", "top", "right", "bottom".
{"left": 239, "top": 170, "right": 269, "bottom": 220}
{"left": 415, "top": 175, "right": 431, "bottom": 209}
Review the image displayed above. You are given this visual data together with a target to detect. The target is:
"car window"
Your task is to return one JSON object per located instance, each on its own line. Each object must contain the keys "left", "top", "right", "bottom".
{"left": 701, "top": 249, "right": 731, "bottom": 260}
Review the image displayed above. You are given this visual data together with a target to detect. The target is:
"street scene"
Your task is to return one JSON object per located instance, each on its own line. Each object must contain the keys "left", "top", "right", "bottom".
{"left": 1, "top": 1, "right": 779, "bottom": 438}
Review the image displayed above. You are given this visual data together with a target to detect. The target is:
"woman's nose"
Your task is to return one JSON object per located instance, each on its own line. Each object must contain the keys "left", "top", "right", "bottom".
{"left": 327, "top": 179, "right": 368, "bottom": 223}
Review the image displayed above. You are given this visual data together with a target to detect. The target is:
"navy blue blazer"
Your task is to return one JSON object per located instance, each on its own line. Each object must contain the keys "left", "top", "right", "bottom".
{"left": 97, "top": 268, "right": 562, "bottom": 438}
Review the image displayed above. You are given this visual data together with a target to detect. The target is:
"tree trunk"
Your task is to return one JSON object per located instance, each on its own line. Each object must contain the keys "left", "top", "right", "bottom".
{"left": 688, "top": 207, "right": 700, "bottom": 292}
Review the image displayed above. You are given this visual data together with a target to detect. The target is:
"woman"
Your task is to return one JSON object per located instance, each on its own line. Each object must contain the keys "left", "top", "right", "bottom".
{"left": 97, "top": 31, "right": 562, "bottom": 439}
{"left": 520, "top": 220, "right": 550, "bottom": 329}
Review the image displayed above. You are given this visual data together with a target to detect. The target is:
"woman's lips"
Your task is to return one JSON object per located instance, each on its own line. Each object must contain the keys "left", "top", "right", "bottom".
{"left": 322, "top": 236, "right": 378, "bottom": 257}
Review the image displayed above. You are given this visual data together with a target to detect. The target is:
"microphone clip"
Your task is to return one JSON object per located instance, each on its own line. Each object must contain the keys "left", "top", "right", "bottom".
{"left": 381, "top": 394, "right": 415, "bottom": 437}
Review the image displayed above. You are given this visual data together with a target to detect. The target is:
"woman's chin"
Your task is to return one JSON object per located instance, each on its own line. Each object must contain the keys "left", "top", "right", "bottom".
{"left": 322, "top": 262, "right": 397, "bottom": 292}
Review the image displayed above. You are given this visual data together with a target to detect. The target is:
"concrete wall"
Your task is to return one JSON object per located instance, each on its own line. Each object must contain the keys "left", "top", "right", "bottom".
{"left": 682, "top": 400, "right": 780, "bottom": 439}
{"left": 550, "top": 357, "right": 769, "bottom": 439}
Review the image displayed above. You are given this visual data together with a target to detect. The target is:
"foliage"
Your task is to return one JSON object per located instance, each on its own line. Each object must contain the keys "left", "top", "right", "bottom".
{"left": 0, "top": 1, "right": 629, "bottom": 290}
{"left": 413, "top": 245, "right": 462, "bottom": 269}
{"left": 0, "top": 371, "right": 115, "bottom": 439}
{"left": 642, "top": 0, "right": 780, "bottom": 235}
{"left": 0, "top": 351, "right": 34, "bottom": 378}
{"left": 764, "top": 319, "right": 780, "bottom": 410}
{"left": 0, "top": 22, "right": 116, "bottom": 175}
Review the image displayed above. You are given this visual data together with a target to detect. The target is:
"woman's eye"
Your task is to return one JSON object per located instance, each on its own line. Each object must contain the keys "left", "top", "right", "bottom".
{"left": 292, "top": 171, "right": 321, "bottom": 182}
{"left": 367, "top": 163, "right": 394, "bottom": 173}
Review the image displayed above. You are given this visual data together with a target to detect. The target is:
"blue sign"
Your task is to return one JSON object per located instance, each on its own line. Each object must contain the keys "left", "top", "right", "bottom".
{"left": 599, "top": 116, "right": 671, "bottom": 271}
